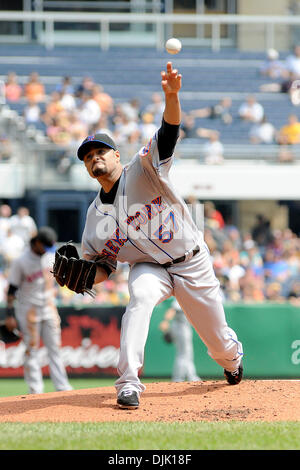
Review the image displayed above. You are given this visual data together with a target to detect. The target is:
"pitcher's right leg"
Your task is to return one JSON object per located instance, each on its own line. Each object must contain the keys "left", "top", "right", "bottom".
{"left": 115, "top": 262, "right": 173, "bottom": 407}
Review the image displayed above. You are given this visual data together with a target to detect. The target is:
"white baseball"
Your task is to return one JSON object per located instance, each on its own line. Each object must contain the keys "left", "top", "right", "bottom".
{"left": 165, "top": 38, "right": 182, "bottom": 55}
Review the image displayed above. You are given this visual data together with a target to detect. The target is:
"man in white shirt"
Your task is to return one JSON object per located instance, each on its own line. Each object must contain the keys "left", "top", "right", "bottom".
{"left": 238, "top": 95, "right": 264, "bottom": 123}
{"left": 0, "top": 204, "right": 12, "bottom": 243}
{"left": 203, "top": 131, "right": 224, "bottom": 165}
{"left": 249, "top": 117, "right": 276, "bottom": 144}
{"left": 10, "top": 206, "right": 37, "bottom": 245}
{"left": 78, "top": 91, "right": 101, "bottom": 128}
{"left": 285, "top": 45, "right": 300, "bottom": 77}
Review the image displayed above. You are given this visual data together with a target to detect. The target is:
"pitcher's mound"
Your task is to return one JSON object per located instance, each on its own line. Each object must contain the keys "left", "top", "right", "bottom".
{"left": 0, "top": 380, "right": 299, "bottom": 423}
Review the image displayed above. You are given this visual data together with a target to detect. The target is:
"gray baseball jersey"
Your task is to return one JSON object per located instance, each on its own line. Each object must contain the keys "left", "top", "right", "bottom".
{"left": 8, "top": 248, "right": 56, "bottom": 309}
{"left": 82, "top": 132, "right": 203, "bottom": 267}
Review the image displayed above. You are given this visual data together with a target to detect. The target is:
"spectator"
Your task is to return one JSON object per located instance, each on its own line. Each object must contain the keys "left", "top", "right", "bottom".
{"left": 277, "top": 114, "right": 300, "bottom": 145}
{"left": 0, "top": 204, "right": 12, "bottom": 243}
{"left": 204, "top": 201, "right": 225, "bottom": 230}
{"left": 90, "top": 114, "right": 114, "bottom": 140}
{"left": 285, "top": 45, "right": 300, "bottom": 77}
{"left": 180, "top": 113, "right": 199, "bottom": 139}
{"left": 23, "top": 99, "right": 41, "bottom": 125}
{"left": 55, "top": 76, "right": 74, "bottom": 95}
{"left": 68, "top": 113, "right": 88, "bottom": 144}
{"left": 249, "top": 116, "right": 276, "bottom": 144}
{"left": 259, "top": 70, "right": 300, "bottom": 106}
{"left": 42, "top": 91, "right": 64, "bottom": 125}
{"left": 46, "top": 114, "right": 72, "bottom": 146}
{"left": 238, "top": 95, "right": 264, "bottom": 123}
{"left": 91, "top": 84, "right": 114, "bottom": 116}
{"left": 260, "top": 48, "right": 287, "bottom": 79}
{"left": 60, "top": 89, "right": 76, "bottom": 113}
{"left": 24, "top": 72, "right": 46, "bottom": 103}
{"left": 138, "top": 112, "right": 157, "bottom": 145}
{"left": 263, "top": 249, "right": 289, "bottom": 283}
{"left": 113, "top": 109, "right": 140, "bottom": 146}
{"left": 259, "top": 71, "right": 296, "bottom": 95}
{"left": 124, "top": 98, "right": 141, "bottom": 121}
{"left": 190, "top": 97, "right": 233, "bottom": 125}
{"left": 75, "top": 76, "right": 95, "bottom": 98}
{"left": 77, "top": 91, "right": 101, "bottom": 129}
{"left": 251, "top": 214, "right": 274, "bottom": 248}
{"left": 4, "top": 72, "right": 22, "bottom": 102}
{"left": 10, "top": 206, "right": 37, "bottom": 245}
{"left": 240, "top": 272, "right": 265, "bottom": 303}
{"left": 243, "top": 242, "right": 264, "bottom": 277}
{"left": 144, "top": 92, "right": 165, "bottom": 125}
{"left": 264, "top": 282, "right": 285, "bottom": 302}
{"left": 0, "top": 227, "right": 25, "bottom": 267}
{"left": 202, "top": 131, "right": 224, "bottom": 165}
{"left": 287, "top": 279, "right": 300, "bottom": 305}
{"left": 0, "top": 270, "right": 8, "bottom": 303}
{"left": 226, "top": 256, "right": 246, "bottom": 292}
{"left": 283, "top": 242, "right": 300, "bottom": 277}
{"left": 270, "top": 229, "right": 285, "bottom": 257}
{"left": 225, "top": 225, "right": 243, "bottom": 251}
{"left": 0, "top": 135, "right": 13, "bottom": 161}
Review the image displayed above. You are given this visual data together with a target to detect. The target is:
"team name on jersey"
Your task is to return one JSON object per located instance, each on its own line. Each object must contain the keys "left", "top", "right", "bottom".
{"left": 26, "top": 270, "right": 44, "bottom": 283}
{"left": 98, "top": 195, "right": 167, "bottom": 260}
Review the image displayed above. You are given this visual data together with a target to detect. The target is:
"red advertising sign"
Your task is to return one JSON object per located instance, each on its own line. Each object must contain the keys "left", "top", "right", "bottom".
{"left": 0, "top": 306, "right": 125, "bottom": 378}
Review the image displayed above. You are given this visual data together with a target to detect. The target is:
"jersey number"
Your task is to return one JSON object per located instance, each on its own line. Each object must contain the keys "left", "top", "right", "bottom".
{"left": 154, "top": 211, "right": 178, "bottom": 243}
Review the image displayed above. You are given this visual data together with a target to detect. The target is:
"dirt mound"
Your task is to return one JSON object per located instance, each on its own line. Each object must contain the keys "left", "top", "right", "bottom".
{"left": 0, "top": 380, "right": 299, "bottom": 422}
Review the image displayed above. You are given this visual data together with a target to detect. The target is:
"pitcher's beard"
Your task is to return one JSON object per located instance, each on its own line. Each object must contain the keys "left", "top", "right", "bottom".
{"left": 92, "top": 167, "right": 106, "bottom": 177}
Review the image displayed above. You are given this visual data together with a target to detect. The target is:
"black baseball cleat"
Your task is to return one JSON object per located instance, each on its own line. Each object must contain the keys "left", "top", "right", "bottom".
{"left": 117, "top": 390, "right": 139, "bottom": 409}
{"left": 224, "top": 361, "right": 243, "bottom": 385}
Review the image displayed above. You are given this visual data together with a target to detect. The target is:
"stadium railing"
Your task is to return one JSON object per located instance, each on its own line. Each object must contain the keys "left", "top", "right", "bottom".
{"left": 1, "top": 10, "right": 300, "bottom": 51}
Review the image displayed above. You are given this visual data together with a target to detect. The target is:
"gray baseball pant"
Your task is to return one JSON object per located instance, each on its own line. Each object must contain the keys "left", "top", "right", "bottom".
{"left": 16, "top": 304, "right": 72, "bottom": 394}
{"left": 115, "top": 244, "right": 243, "bottom": 396}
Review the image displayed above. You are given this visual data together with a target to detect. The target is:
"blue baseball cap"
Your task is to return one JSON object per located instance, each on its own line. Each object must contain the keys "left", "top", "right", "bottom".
{"left": 77, "top": 133, "right": 117, "bottom": 161}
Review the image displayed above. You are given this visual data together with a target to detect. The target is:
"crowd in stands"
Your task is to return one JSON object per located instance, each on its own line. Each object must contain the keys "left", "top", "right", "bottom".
{"left": 203, "top": 201, "right": 300, "bottom": 305}
{"left": 1, "top": 202, "right": 300, "bottom": 306}
{"left": 2, "top": 45, "right": 300, "bottom": 168}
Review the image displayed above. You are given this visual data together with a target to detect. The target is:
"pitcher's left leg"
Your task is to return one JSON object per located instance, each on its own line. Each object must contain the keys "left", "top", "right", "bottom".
{"left": 172, "top": 248, "right": 243, "bottom": 374}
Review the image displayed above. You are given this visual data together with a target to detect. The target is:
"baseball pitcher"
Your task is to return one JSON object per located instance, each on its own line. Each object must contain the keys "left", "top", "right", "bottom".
{"left": 52, "top": 62, "right": 243, "bottom": 409}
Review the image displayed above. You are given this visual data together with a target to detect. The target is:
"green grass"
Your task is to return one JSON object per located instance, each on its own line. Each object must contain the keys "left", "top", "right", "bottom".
{"left": 1, "top": 379, "right": 299, "bottom": 451}
{"left": 0, "top": 421, "right": 299, "bottom": 450}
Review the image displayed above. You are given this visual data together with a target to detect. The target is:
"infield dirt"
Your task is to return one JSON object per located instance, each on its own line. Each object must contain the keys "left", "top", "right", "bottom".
{"left": 0, "top": 380, "right": 299, "bottom": 423}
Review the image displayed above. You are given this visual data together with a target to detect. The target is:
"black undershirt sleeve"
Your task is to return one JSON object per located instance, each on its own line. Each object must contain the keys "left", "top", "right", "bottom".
{"left": 157, "top": 118, "right": 180, "bottom": 161}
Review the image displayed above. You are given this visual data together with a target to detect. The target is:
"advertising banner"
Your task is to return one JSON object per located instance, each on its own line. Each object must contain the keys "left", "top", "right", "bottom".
{"left": 144, "top": 302, "right": 300, "bottom": 379}
{"left": 0, "top": 302, "right": 300, "bottom": 379}
{"left": 0, "top": 305, "right": 125, "bottom": 378}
